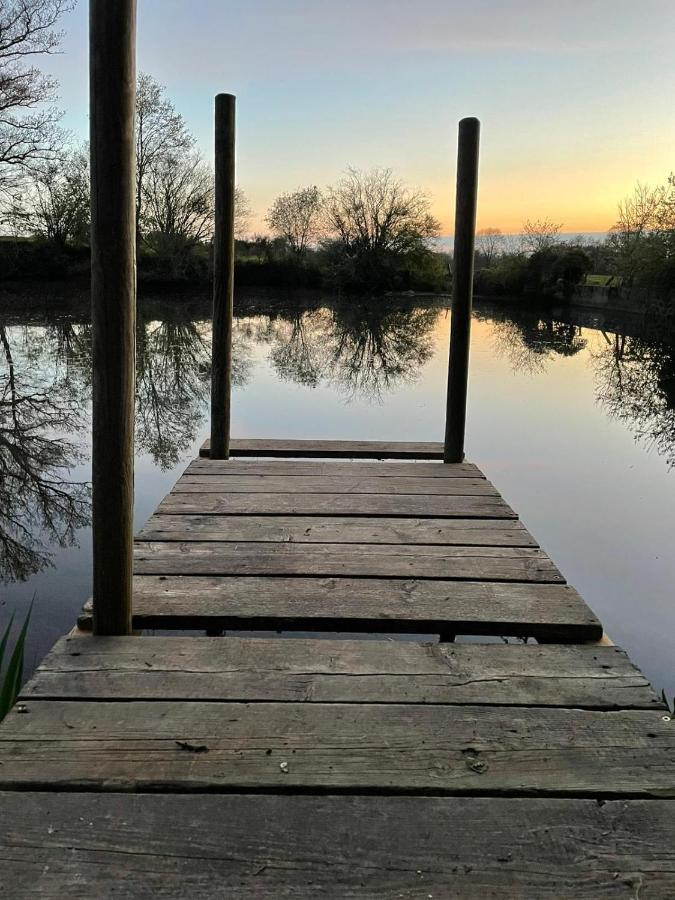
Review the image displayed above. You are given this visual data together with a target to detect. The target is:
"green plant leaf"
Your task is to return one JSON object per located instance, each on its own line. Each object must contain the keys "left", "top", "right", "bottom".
{"left": 0, "top": 603, "right": 32, "bottom": 722}
{"left": 0, "top": 614, "right": 15, "bottom": 672}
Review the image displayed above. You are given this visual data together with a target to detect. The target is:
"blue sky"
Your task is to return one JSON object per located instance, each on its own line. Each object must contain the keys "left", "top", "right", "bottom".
{"left": 49, "top": 0, "right": 675, "bottom": 232}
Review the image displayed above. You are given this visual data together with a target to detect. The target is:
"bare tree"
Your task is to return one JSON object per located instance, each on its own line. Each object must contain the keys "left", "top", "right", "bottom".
{"left": 0, "top": 0, "right": 73, "bottom": 201}
{"left": 143, "top": 152, "right": 213, "bottom": 244}
{"left": 608, "top": 181, "right": 675, "bottom": 284}
{"left": 475, "top": 227, "right": 504, "bottom": 266}
{"left": 142, "top": 150, "right": 251, "bottom": 243}
{"left": 266, "top": 185, "right": 323, "bottom": 255}
{"left": 521, "top": 218, "right": 563, "bottom": 253}
{"left": 324, "top": 167, "right": 439, "bottom": 255}
{"left": 17, "top": 144, "right": 89, "bottom": 245}
{"left": 135, "top": 72, "right": 194, "bottom": 239}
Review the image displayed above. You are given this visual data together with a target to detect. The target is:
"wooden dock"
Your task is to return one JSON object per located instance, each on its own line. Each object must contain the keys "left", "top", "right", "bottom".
{"left": 1, "top": 440, "right": 674, "bottom": 897}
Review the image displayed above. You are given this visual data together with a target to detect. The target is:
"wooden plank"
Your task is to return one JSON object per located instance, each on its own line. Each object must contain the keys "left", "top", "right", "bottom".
{"left": 174, "top": 475, "right": 499, "bottom": 496}
{"left": 200, "top": 438, "right": 444, "bottom": 459}
{"left": 137, "top": 514, "right": 538, "bottom": 546}
{"left": 84, "top": 576, "right": 604, "bottom": 640}
{"left": 23, "top": 636, "right": 664, "bottom": 709}
{"left": 132, "top": 542, "right": 563, "bottom": 582}
{"left": 1, "top": 700, "right": 672, "bottom": 795}
{"left": 2, "top": 794, "right": 674, "bottom": 898}
{"left": 187, "top": 459, "right": 483, "bottom": 477}
{"left": 157, "top": 492, "right": 516, "bottom": 518}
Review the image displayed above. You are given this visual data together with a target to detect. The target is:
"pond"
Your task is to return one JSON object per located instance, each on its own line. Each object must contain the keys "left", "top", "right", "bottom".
{"left": 1, "top": 287, "right": 674, "bottom": 701}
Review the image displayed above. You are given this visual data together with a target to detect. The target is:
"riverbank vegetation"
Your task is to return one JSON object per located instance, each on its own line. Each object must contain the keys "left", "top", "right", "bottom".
{"left": 474, "top": 178, "right": 675, "bottom": 303}
{"left": 1, "top": 3, "right": 673, "bottom": 304}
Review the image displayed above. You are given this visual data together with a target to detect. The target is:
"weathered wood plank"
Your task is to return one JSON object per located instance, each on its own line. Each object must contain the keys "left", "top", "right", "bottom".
{"left": 157, "top": 492, "right": 516, "bottom": 518}
{"left": 200, "top": 438, "right": 444, "bottom": 458}
{"left": 138, "top": 514, "right": 537, "bottom": 546}
{"left": 4, "top": 794, "right": 675, "bottom": 899}
{"left": 23, "top": 636, "right": 663, "bottom": 709}
{"left": 132, "top": 542, "right": 563, "bottom": 581}
{"left": 187, "top": 459, "right": 483, "bottom": 477}
{"left": 79, "top": 576, "right": 604, "bottom": 639}
{"left": 1, "top": 701, "right": 672, "bottom": 795}
{"left": 175, "top": 474, "right": 499, "bottom": 496}
{"left": 2, "top": 793, "right": 674, "bottom": 898}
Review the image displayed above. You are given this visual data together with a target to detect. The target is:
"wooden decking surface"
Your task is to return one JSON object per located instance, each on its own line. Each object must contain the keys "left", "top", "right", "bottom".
{"left": 1, "top": 441, "right": 674, "bottom": 896}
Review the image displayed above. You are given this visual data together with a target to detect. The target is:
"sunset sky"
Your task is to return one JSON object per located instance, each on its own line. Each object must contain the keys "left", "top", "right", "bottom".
{"left": 50, "top": 0, "right": 675, "bottom": 234}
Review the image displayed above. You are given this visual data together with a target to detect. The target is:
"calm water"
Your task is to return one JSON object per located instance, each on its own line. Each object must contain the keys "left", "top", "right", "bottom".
{"left": 1, "top": 290, "right": 674, "bottom": 701}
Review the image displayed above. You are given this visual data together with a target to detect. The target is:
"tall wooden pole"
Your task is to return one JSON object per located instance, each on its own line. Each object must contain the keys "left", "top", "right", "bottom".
{"left": 444, "top": 117, "right": 480, "bottom": 464}
{"left": 90, "top": 0, "right": 137, "bottom": 634}
{"left": 210, "top": 93, "right": 236, "bottom": 459}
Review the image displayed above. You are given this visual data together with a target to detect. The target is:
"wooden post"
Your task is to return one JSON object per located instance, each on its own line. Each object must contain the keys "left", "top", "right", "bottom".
{"left": 90, "top": 0, "right": 137, "bottom": 634}
{"left": 444, "top": 117, "right": 480, "bottom": 464}
{"left": 210, "top": 93, "right": 236, "bottom": 460}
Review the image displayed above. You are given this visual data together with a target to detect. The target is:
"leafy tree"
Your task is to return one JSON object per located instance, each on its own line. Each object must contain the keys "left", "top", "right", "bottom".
{"left": 0, "top": 0, "right": 72, "bottom": 203}
{"left": 608, "top": 181, "right": 675, "bottom": 288}
{"left": 266, "top": 185, "right": 323, "bottom": 255}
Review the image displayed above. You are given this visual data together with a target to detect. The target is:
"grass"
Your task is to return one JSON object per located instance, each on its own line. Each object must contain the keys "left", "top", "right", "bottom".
{"left": 0, "top": 601, "right": 32, "bottom": 722}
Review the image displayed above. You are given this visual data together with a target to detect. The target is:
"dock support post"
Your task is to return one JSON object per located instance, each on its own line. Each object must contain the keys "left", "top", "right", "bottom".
{"left": 89, "top": 0, "right": 137, "bottom": 635}
{"left": 444, "top": 117, "right": 480, "bottom": 464}
{"left": 210, "top": 93, "right": 237, "bottom": 460}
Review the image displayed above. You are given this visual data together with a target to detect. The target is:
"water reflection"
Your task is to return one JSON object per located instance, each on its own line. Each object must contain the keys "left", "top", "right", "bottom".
{"left": 592, "top": 329, "right": 675, "bottom": 468}
{"left": 3, "top": 295, "right": 675, "bottom": 586}
{"left": 483, "top": 303, "right": 675, "bottom": 468}
{"left": 0, "top": 299, "right": 440, "bottom": 583}
{"left": 260, "top": 302, "right": 439, "bottom": 400}
{"left": 483, "top": 307, "right": 586, "bottom": 374}
{"left": 0, "top": 324, "right": 90, "bottom": 583}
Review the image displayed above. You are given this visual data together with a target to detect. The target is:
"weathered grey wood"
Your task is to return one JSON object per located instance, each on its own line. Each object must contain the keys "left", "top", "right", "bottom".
{"left": 200, "top": 438, "right": 444, "bottom": 459}
{"left": 2, "top": 794, "right": 674, "bottom": 898}
{"left": 133, "top": 542, "right": 563, "bottom": 581}
{"left": 89, "top": 0, "right": 136, "bottom": 635}
{"left": 158, "top": 491, "right": 516, "bottom": 518}
{"left": 445, "top": 116, "right": 480, "bottom": 463}
{"left": 138, "top": 514, "right": 537, "bottom": 546}
{"left": 175, "top": 475, "right": 499, "bottom": 496}
{"left": 210, "top": 93, "right": 236, "bottom": 460}
{"left": 1, "top": 700, "right": 672, "bottom": 795}
{"left": 187, "top": 459, "right": 483, "bottom": 477}
{"left": 24, "top": 636, "right": 663, "bottom": 709}
{"left": 80, "top": 576, "right": 603, "bottom": 640}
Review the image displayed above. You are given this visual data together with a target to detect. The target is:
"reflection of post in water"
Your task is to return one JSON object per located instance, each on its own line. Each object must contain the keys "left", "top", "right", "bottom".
{"left": 0, "top": 325, "right": 90, "bottom": 584}
{"left": 135, "top": 312, "right": 254, "bottom": 470}
{"left": 135, "top": 317, "right": 211, "bottom": 470}
{"left": 263, "top": 301, "right": 440, "bottom": 400}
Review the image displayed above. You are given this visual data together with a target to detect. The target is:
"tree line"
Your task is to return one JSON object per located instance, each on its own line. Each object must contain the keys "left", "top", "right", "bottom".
{"left": 0, "top": 2, "right": 445, "bottom": 292}
{"left": 473, "top": 177, "right": 675, "bottom": 302}
{"left": 2, "top": 0, "right": 673, "bottom": 300}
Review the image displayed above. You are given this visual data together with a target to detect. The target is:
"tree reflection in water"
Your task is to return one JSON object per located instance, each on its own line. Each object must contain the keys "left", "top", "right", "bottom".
{"left": 485, "top": 307, "right": 586, "bottom": 374}
{"left": 262, "top": 302, "right": 440, "bottom": 400}
{"left": 484, "top": 304, "right": 675, "bottom": 469}
{"left": 592, "top": 328, "right": 675, "bottom": 468}
{"left": 0, "top": 324, "right": 90, "bottom": 584}
{"left": 5, "top": 295, "right": 675, "bottom": 589}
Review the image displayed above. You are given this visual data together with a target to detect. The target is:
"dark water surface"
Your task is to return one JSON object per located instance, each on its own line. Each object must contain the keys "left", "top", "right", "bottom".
{"left": 1, "top": 288, "right": 674, "bottom": 701}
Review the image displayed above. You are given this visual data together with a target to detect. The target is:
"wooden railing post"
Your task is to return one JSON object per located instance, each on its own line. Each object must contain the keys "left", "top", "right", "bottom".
{"left": 444, "top": 117, "right": 480, "bottom": 464}
{"left": 90, "top": 0, "right": 137, "bottom": 634}
{"left": 210, "top": 93, "right": 236, "bottom": 460}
